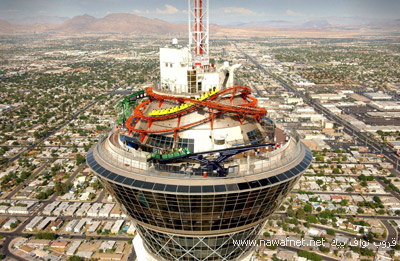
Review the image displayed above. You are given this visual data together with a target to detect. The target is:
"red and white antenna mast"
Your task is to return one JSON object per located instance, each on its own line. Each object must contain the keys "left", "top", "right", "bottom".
{"left": 189, "top": 0, "right": 209, "bottom": 69}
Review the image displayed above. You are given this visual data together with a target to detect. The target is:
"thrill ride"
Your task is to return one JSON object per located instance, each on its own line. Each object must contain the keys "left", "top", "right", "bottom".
{"left": 120, "top": 84, "right": 270, "bottom": 177}
{"left": 125, "top": 86, "right": 267, "bottom": 143}
{"left": 117, "top": 89, "right": 147, "bottom": 125}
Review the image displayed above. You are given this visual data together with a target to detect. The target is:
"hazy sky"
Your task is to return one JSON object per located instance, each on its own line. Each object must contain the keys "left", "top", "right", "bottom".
{"left": 1, "top": 0, "right": 399, "bottom": 24}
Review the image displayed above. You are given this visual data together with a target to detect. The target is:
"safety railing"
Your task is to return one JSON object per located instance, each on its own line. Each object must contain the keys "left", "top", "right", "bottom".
{"left": 94, "top": 131, "right": 304, "bottom": 180}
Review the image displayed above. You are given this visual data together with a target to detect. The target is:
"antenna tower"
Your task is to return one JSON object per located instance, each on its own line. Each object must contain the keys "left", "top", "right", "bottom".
{"left": 189, "top": 0, "right": 209, "bottom": 69}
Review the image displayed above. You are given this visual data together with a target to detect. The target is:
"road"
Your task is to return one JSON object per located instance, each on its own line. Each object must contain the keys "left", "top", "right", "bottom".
{"left": 292, "top": 190, "right": 391, "bottom": 197}
{"left": 96, "top": 189, "right": 106, "bottom": 203}
{"left": 239, "top": 47, "right": 400, "bottom": 173}
{"left": 280, "top": 212, "right": 395, "bottom": 243}
{"left": 375, "top": 176, "right": 400, "bottom": 202}
{"left": 280, "top": 246, "right": 340, "bottom": 261}
{"left": 381, "top": 220, "right": 398, "bottom": 243}
{"left": 3, "top": 237, "right": 25, "bottom": 261}
{"left": 6, "top": 145, "right": 85, "bottom": 149}
{"left": 278, "top": 209, "right": 400, "bottom": 221}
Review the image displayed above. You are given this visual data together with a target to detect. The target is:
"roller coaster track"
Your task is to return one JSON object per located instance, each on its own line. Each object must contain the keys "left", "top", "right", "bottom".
{"left": 126, "top": 86, "right": 267, "bottom": 142}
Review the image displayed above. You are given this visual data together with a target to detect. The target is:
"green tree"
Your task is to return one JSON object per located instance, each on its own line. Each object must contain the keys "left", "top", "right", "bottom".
{"left": 68, "top": 257, "right": 83, "bottom": 261}
{"left": 287, "top": 208, "right": 295, "bottom": 217}
{"left": 319, "top": 245, "right": 330, "bottom": 253}
{"left": 326, "top": 229, "right": 335, "bottom": 236}
{"left": 10, "top": 222, "right": 18, "bottom": 229}
{"left": 36, "top": 188, "right": 54, "bottom": 200}
{"left": 88, "top": 193, "right": 96, "bottom": 201}
{"left": 306, "top": 214, "right": 317, "bottom": 223}
{"left": 366, "top": 233, "right": 374, "bottom": 243}
{"left": 35, "top": 232, "right": 56, "bottom": 240}
{"left": 296, "top": 209, "right": 306, "bottom": 220}
{"left": 373, "top": 196, "right": 382, "bottom": 204}
{"left": 304, "top": 204, "right": 313, "bottom": 213}
{"left": 298, "top": 250, "right": 322, "bottom": 261}
{"left": 76, "top": 153, "right": 85, "bottom": 165}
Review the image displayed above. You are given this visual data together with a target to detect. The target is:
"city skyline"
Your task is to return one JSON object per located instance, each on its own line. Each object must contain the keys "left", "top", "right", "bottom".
{"left": 1, "top": 0, "right": 400, "bottom": 260}
{"left": 1, "top": 0, "right": 400, "bottom": 25}
{"left": 1, "top": 18, "right": 400, "bottom": 261}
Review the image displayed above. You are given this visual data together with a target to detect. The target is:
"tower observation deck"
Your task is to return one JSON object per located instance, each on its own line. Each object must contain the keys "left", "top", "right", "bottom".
{"left": 87, "top": 1, "right": 311, "bottom": 260}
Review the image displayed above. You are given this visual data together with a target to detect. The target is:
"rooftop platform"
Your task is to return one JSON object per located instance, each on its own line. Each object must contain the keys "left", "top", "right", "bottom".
{"left": 87, "top": 130, "right": 311, "bottom": 192}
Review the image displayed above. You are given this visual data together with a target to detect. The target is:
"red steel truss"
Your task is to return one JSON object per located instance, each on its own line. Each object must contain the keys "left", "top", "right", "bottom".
{"left": 126, "top": 86, "right": 267, "bottom": 142}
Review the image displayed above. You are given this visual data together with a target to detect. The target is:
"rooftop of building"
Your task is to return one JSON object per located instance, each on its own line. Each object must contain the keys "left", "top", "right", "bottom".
{"left": 88, "top": 130, "right": 311, "bottom": 191}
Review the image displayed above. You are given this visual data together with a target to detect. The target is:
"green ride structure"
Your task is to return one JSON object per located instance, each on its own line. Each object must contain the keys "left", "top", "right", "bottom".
{"left": 117, "top": 89, "right": 147, "bottom": 125}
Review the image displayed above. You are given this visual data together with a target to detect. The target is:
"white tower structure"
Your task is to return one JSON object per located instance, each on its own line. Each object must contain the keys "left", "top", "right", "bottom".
{"left": 159, "top": 0, "right": 240, "bottom": 94}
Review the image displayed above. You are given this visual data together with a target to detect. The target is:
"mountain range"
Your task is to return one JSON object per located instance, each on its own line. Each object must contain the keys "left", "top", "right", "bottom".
{"left": 55, "top": 14, "right": 186, "bottom": 34}
{"left": 0, "top": 14, "right": 187, "bottom": 34}
{"left": 0, "top": 13, "right": 399, "bottom": 35}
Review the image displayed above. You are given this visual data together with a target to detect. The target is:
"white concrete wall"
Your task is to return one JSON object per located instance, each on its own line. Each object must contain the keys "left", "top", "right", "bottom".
{"left": 201, "top": 71, "right": 219, "bottom": 92}
{"left": 160, "top": 47, "right": 190, "bottom": 93}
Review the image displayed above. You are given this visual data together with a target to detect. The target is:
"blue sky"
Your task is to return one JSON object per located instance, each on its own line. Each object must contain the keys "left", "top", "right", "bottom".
{"left": 1, "top": 0, "right": 399, "bottom": 24}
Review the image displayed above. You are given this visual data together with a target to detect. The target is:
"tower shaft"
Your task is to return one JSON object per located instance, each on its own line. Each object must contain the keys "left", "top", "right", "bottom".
{"left": 189, "top": 0, "right": 209, "bottom": 68}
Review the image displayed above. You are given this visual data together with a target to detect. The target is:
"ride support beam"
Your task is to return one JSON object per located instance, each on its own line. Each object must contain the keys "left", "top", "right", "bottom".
{"left": 236, "top": 113, "right": 242, "bottom": 125}
{"left": 209, "top": 108, "right": 214, "bottom": 130}
{"left": 126, "top": 86, "right": 266, "bottom": 137}
{"left": 230, "top": 88, "right": 236, "bottom": 103}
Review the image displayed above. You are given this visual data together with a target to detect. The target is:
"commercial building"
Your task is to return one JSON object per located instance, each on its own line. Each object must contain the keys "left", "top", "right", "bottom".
{"left": 87, "top": 221, "right": 101, "bottom": 234}
{"left": 26, "top": 216, "right": 43, "bottom": 232}
{"left": 111, "top": 220, "right": 124, "bottom": 234}
{"left": 370, "top": 101, "right": 400, "bottom": 111}
{"left": 65, "top": 220, "right": 79, "bottom": 232}
{"left": 87, "top": 203, "right": 103, "bottom": 217}
{"left": 43, "top": 202, "right": 59, "bottom": 215}
{"left": 364, "top": 92, "right": 392, "bottom": 100}
{"left": 74, "top": 218, "right": 90, "bottom": 233}
{"left": 76, "top": 203, "right": 91, "bottom": 217}
{"left": 66, "top": 240, "right": 81, "bottom": 256}
{"left": 37, "top": 217, "right": 57, "bottom": 231}
{"left": 65, "top": 202, "right": 81, "bottom": 216}
{"left": 3, "top": 218, "right": 18, "bottom": 230}
{"left": 100, "top": 241, "right": 116, "bottom": 252}
{"left": 99, "top": 204, "right": 115, "bottom": 218}
{"left": 103, "top": 221, "right": 114, "bottom": 232}
{"left": 53, "top": 202, "right": 69, "bottom": 216}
